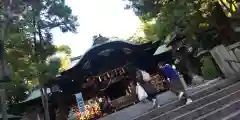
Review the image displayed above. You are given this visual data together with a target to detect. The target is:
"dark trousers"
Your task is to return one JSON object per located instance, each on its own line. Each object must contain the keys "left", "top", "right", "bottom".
{"left": 140, "top": 82, "right": 158, "bottom": 101}
{"left": 147, "top": 94, "right": 156, "bottom": 101}
{"left": 182, "top": 73, "right": 192, "bottom": 85}
{"left": 169, "top": 79, "right": 190, "bottom": 98}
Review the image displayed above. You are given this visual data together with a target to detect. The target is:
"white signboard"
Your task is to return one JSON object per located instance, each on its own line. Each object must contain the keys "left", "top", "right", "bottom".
{"left": 75, "top": 92, "right": 85, "bottom": 113}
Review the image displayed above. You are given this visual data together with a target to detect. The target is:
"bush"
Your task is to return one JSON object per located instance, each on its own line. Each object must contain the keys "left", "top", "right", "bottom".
{"left": 201, "top": 56, "right": 220, "bottom": 80}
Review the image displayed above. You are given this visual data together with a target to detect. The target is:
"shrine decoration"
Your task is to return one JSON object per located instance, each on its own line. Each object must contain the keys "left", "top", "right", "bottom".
{"left": 68, "top": 102, "right": 102, "bottom": 120}
{"left": 98, "top": 76, "right": 102, "bottom": 82}
{"left": 81, "top": 66, "right": 129, "bottom": 92}
{"left": 85, "top": 66, "right": 127, "bottom": 84}
{"left": 82, "top": 65, "right": 167, "bottom": 94}
{"left": 75, "top": 92, "right": 85, "bottom": 113}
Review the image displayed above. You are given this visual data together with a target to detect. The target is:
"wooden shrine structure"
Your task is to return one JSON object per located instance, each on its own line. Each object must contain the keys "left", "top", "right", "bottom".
{"left": 48, "top": 40, "right": 173, "bottom": 118}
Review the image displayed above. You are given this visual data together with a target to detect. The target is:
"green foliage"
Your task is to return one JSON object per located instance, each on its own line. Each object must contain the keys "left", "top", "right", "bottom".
{"left": 68, "top": 107, "right": 78, "bottom": 120}
{"left": 198, "top": 29, "right": 220, "bottom": 49}
{"left": 57, "top": 45, "right": 72, "bottom": 55}
{"left": 6, "top": 80, "right": 29, "bottom": 103}
{"left": 4, "top": 23, "right": 36, "bottom": 103}
{"left": 127, "top": 19, "right": 159, "bottom": 44}
{"left": 127, "top": 35, "right": 149, "bottom": 44}
{"left": 201, "top": 56, "right": 220, "bottom": 80}
{"left": 21, "top": 0, "right": 79, "bottom": 33}
{"left": 127, "top": 0, "right": 206, "bottom": 40}
{"left": 0, "top": 1, "right": 77, "bottom": 119}
{"left": 39, "top": 58, "right": 62, "bottom": 84}
{"left": 141, "top": 19, "right": 159, "bottom": 42}
{"left": 0, "top": 0, "right": 77, "bottom": 105}
{"left": 125, "top": 0, "right": 238, "bottom": 44}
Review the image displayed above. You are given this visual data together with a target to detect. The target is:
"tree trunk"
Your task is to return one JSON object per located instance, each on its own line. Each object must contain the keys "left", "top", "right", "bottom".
{"left": 0, "top": 1, "right": 10, "bottom": 119}
{"left": 35, "top": 20, "right": 50, "bottom": 120}
{"left": 212, "top": 3, "right": 236, "bottom": 44}
{"left": 33, "top": 16, "right": 38, "bottom": 57}
{"left": 40, "top": 87, "right": 50, "bottom": 120}
{"left": 37, "top": 22, "right": 43, "bottom": 49}
{"left": 38, "top": 42, "right": 50, "bottom": 120}
{"left": 44, "top": 88, "right": 50, "bottom": 120}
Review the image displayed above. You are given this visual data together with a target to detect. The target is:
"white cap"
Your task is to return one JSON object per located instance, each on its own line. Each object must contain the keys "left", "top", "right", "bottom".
{"left": 165, "top": 64, "right": 170, "bottom": 67}
{"left": 172, "top": 65, "right": 176, "bottom": 69}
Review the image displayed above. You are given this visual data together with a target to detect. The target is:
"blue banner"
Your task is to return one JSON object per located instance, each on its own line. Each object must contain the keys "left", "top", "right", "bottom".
{"left": 75, "top": 92, "right": 85, "bottom": 113}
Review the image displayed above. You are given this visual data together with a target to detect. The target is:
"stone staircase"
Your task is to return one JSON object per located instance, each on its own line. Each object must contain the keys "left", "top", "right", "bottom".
{"left": 132, "top": 78, "right": 240, "bottom": 120}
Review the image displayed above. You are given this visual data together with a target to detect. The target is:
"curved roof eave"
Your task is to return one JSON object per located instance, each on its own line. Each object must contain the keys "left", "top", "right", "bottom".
{"left": 19, "top": 88, "right": 51, "bottom": 103}
{"left": 61, "top": 40, "right": 160, "bottom": 76}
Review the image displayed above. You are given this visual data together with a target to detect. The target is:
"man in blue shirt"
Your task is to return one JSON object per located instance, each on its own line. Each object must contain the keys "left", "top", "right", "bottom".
{"left": 160, "top": 63, "right": 192, "bottom": 105}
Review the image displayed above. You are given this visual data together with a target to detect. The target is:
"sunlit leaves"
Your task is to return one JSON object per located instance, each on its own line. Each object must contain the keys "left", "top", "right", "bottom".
{"left": 141, "top": 20, "right": 159, "bottom": 42}
{"left": 56, "top": 45, "right": 71, "bottom": 55}
{"left": 59, "top": 55, "right": 70, "bottom": 72}
{"left": 218, "top": 0, "right": 238, "bottom": 17}
{"left": 125, "top": 0, "right": 238, "bottom": 44}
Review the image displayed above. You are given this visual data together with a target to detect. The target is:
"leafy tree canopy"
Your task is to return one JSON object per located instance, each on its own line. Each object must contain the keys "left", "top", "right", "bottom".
{"left": 0, "top": 0, "right": 78, "bottom": 105}
{"left": 125, "top": 0, "right": 238, "bottom": 45}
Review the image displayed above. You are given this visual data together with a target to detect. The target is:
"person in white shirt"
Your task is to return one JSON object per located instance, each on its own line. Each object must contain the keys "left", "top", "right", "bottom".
{"left": 136, "top": 69, "right": 159, "bottom": 107}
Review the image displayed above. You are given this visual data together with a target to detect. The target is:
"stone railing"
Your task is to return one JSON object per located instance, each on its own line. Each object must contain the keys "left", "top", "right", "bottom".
{"left": 210, "top": 42, "right": 240, "bottom": 77}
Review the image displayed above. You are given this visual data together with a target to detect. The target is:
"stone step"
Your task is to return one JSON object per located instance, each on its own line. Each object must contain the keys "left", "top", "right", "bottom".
{"left": 132, "top": 78, "right": 238, "bottom": 120}
{"left": 173, "top": 90, "right": 240, "bottom": 120}
{"left": 194, "top": 99, "right": 240, "bottom": 120}
{"left": 222, "top": 109, "right": 240, "bottom": 120}
{"left": 150, "top": 81, "right": 240, "bottom": 120}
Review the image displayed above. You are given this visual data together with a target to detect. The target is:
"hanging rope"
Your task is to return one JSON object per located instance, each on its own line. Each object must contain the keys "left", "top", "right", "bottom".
{"left": 100, "top": 77, "right": 113, "bottom": 91}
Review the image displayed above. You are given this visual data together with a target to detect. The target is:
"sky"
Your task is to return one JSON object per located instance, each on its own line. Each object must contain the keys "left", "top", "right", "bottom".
{"left": 52, "top": 0, "right": 141, "bottom": 57}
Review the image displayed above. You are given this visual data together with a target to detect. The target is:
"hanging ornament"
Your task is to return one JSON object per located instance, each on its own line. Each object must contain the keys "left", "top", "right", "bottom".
{"left": 107, "top": 73, "right": 110, "bottom": 78}
{"left": 110, "top": 71, "right": 114, "bottom": 77}
{"left": 117, "top": 68, "right": 120, "bottom": 76}
{"left": 122, "top": 68, "right": 125, "bottom": 73}
{"left": 86, "top": 78, "right": 89, "bottom": 82}
{"left": 103, "top": 75, "right": 107, "bottom": 81}
{"left": 119, "top": 68, "right": 123, "bottom": 75}
{"left": 114, "top": 69, "right": 118, "bottom": 76}
{"left": 98, "top": 76, "right": 102, "bottom": 82}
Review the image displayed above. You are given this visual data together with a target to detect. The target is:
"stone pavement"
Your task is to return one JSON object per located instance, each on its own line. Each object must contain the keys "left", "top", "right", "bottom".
{"left": 99, "top": 79, "right": 222, "bottom": 120}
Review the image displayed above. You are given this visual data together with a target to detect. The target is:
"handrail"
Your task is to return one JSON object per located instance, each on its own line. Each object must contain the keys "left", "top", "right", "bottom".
{"left": 225, "top": 59, "right": 240, "bottom": 63}
{"left": 225, "top": 59, "right": 240, "bottom": 73}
